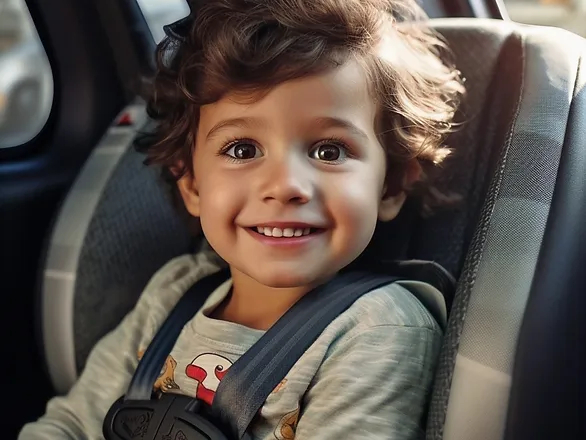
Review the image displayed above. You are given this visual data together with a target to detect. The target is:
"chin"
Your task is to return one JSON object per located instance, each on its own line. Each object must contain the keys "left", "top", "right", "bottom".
{"left": 240, "top": 264, "right": 330, "bottom": 289}
{"left": 254, "top": 271, "right": 316, "bottom": 289}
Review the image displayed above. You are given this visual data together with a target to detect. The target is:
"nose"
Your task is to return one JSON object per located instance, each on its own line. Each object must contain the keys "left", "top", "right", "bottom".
{"left": 259, "top": 154, "right": 313, "bottom": 205}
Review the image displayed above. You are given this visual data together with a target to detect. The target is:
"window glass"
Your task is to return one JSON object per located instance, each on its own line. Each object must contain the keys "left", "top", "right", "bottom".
{"left": 0, "top": 0, "right": 54, "bottom": 148}
{"left": 136, "top": 0, "right": 191, "bottom": 43}
{"left": 503, "top": 0, "right": 586, "bottom": 37}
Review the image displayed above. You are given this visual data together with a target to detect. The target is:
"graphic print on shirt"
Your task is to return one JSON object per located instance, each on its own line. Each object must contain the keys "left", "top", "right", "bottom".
{"left": 272, "top": 378, "right": 288, "bottom": 394}
{"left": 185, "top": 353, "right": 233, "bottom": 406}
{"left": 274, "top": 408, "right": 300, "bottom": 440}
{"left": 137, "top": 350, "right": 180, "bottom": 393}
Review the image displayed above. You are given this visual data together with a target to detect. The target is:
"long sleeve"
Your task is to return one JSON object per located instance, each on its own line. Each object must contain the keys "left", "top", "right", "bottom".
{"left": 18, "top": 292, "right": 152, "bottom": 440}
{"left": 19, "top": 251, "right": 223, "bottom": 440}
{"left": 293, "top": 324, "right": 442, "bottom": 440}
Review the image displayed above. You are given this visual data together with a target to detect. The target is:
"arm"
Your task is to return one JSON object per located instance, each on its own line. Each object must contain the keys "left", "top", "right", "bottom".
{"left": 18, "top": 252, "right": 222, "bottom": 439}
{"left": 294, "top": 325, "right": 442, "bottom": 440}
{"left": 18, "top": 297, "right": 152, "bottom": 440}
{"left": 19, "top": 251, "right": 222, "bottom": 439}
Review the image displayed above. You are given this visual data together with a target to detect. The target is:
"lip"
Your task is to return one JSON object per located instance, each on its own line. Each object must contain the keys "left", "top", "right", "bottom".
{"left": 249, "top": 221, "right": 323, "bottom": 229}
{"left": 243, "top": 226, "right": 326, "bottom": 248}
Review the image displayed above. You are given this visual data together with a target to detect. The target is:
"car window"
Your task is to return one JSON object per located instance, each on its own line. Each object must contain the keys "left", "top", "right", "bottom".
{"left": 136, "top": 0, "right": 191, "bottom": 44}
{"left": 503, "top": 0, "right": 586, "bottom": 37}
{"left": 0, "top": 0, "right": 53, "bottom": 148}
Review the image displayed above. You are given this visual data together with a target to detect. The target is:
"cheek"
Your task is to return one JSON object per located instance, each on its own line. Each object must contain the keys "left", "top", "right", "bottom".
{"left": 196, "top": 169, "right": 246, "bottom": 238}
{"left": 327, "top": 168, "right": 384, "bottom": 252}
{"left": 337, "top": 179, "right": 379, "bottom": 230}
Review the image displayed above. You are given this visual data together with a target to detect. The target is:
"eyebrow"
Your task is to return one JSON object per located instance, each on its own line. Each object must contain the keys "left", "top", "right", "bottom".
{"left": 206, "top": 117, "right": 267, "bottom": 141}
{"left": 312, "top": 116, "right": 370, "bottom": 141}
{"left": 205, "top": 116, "right": 370, "bottom": 141}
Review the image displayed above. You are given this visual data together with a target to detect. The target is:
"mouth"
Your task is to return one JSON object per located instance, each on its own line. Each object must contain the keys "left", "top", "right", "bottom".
{"left": 249, "top": 226, "right": 323, "bottom": 238}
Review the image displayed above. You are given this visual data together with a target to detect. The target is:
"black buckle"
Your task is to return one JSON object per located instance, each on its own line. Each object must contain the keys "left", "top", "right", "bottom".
{"left": 103, "top": 393, "right": 231, "bottom": 440}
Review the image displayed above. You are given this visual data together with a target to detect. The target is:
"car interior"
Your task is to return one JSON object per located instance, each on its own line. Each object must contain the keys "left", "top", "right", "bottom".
{"left": 1, "top": 0, "right": 585, "bottom": 438}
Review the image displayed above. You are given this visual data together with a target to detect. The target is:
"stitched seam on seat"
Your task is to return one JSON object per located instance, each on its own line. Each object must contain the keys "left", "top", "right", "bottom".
{"left": 428, "top": 29, "right": 527, "bottom": 440}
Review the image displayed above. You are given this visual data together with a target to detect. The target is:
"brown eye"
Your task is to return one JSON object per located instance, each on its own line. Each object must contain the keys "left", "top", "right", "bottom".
{"left": 310, "top": 143, "right": 347, "bottom": 162}
{"left": 221, "top": 139, "right": 263, "bottom": 161}
{"left": 225, "top": 141, "right": 262, "bottom": 160}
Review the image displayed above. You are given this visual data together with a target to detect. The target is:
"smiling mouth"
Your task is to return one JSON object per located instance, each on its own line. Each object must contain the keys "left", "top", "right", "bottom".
{"left": 249, "top": 226, "right": 322, "bottom": 238}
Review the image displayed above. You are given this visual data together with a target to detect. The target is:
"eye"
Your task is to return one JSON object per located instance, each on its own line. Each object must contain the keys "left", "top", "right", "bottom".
{"left": 223, "top": 140, "right": 262, "bottom": 160}
{"left": 309, "top": 141, "right": 348, "bottom": 162}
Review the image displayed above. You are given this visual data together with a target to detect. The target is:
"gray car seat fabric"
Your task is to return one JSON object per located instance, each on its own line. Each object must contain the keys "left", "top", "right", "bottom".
{"left": 39, "top": 16, "right": 585, "bottom": 439}
{"left": 41, "top": 103, "right": 191, "bottom": 394}
{"left": 426, "top": 19, "right": 586, "bottom": 440}
{"left": 504, "top": 44, "right": 586, "bottom": 439}
{"left": 406, "top": 21, "right": 516, "bottom": 276}
{"left": 358, "top": 19, "right": 523, "bottom": 306}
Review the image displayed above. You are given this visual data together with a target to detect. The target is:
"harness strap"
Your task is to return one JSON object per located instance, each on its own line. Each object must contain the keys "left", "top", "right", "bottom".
{"left": 213, "top": 272, "right": 399, "bottom": 439}
{"left": 120, "top": 261, "right": 454, "bottom": 440}
{"left": 126, "top": 269, "right": 231, "bottom": 400}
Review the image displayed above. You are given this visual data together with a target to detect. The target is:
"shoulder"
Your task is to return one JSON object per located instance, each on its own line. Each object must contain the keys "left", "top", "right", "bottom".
{"left": 302, "top": 281, "right": 444, "bottom": 390}
{"left": 137, "top": 246, "right": 227, "bottom": 310}
{"left": 323, "top": 280, "right": 443, "bottom": 342}
{"left": 355, "top": 282, "right": 441, "bottom": 330}
{"left": 308, "top": 281, "right": 444, "bottom": 373}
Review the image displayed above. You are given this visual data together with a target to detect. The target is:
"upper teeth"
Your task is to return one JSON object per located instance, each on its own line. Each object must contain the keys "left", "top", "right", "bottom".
{"left": 256, "top": 227, "right": 311, "bottom": 237}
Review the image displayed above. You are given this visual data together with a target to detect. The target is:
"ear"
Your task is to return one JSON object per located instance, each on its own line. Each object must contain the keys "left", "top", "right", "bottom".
{"left": 176, "top": 171, "right": 201, "bottom": 218}
{"left": 378, "top": 191, "right": 407, "bottom": 222}
{"left": 378, "top": 160, "right": 421, "bottom": 222}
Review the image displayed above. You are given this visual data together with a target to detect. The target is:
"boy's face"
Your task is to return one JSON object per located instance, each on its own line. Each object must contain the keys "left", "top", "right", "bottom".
{"left": 178, "top": 60, "right": 407, "bottom": 288}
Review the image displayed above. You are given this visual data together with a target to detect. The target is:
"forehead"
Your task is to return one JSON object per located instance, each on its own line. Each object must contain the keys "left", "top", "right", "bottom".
{"left": 198, "top": 60, "right": 378, "bottom": 135}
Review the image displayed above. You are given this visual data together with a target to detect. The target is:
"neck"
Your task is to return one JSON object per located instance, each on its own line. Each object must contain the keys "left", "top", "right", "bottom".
{"left": 211, "top": 268, "right": 316, "bottom": 331}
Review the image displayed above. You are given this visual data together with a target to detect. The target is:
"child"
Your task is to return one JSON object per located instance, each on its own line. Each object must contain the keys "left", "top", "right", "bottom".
{"left": 19, "top": 0, "right": 464, "bottom": 438}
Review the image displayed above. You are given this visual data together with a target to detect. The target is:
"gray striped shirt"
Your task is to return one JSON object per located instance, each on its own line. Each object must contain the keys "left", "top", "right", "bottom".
{"left": 19, "top": 249, "right": 443, "bottom": 440}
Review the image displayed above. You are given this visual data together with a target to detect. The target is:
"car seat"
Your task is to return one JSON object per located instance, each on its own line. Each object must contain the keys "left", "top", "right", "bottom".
{"left": 38, "top": 18, "right": 586, "bottom": 440}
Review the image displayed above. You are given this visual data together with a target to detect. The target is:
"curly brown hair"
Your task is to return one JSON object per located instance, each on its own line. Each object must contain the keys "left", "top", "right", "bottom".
{"left": 138, "top": 0, "right": 464, "bottom": 218}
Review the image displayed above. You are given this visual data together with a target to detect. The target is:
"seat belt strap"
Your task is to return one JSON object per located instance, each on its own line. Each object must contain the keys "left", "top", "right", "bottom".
{"left": 126, "top": 268, "right": 231, "bottom": 400}
{"left": 212, "top": 271, "right": 399, "bottom": 439}
{"left": 124, "top": 268, "right": 441, "bottom": 439}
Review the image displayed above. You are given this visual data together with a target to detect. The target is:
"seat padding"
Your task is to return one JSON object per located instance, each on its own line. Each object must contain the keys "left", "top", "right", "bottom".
{"left": 427, "top": 19, "right": 586, "bottom": 440}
